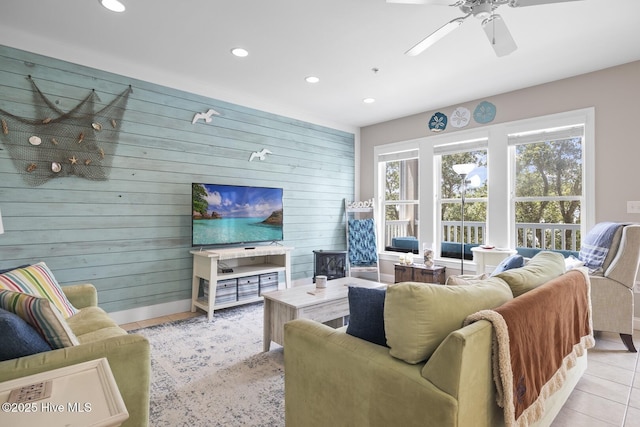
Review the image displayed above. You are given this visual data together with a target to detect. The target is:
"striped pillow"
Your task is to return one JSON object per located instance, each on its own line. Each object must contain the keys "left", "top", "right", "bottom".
{"left": 0, "top": 289, "right": 79, "bottom": 349}
{"left": 0, "top": 262, "right": 78, "bottom": 318}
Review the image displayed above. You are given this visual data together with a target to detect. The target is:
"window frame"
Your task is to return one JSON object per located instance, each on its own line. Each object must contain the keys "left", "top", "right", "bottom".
{"left": 373, "top": 108, "right": 595, "bottom": 270}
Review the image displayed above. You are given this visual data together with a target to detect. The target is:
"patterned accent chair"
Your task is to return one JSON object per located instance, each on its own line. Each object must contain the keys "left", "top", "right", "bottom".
{"left": 589, "top": 224, "right": 640, "bottom": 352}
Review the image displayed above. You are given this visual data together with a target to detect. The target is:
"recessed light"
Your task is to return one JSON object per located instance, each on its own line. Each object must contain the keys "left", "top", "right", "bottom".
{"left": 305, "top": 76, "right": 320, "bottom": 84}
{"left": 363, "top": 98, "right": 376, "bottom": 104}
{"left": 99, "top": 0, "right": 126, "bottom": 12}
{"left": 231, "top": 48, "right": 249, "bottom": 58}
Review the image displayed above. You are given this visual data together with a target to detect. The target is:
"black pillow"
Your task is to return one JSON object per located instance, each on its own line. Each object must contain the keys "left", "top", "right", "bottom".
{"left": 346, "top": 286, "right": 387, "bottom": 347}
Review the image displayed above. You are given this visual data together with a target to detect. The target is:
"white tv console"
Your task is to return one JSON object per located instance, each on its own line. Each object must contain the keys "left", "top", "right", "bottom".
{"left": 190, "top": 246, "right": 293, "bottom": 320}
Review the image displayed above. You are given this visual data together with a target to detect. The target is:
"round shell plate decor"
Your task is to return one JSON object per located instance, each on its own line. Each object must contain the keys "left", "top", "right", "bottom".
{"left": 451, "top": 107, "right": 471, "bottom": 128}
{"left": 473, "top": 101, "right": 496, "bottom": 124}
{"left": 51, "top": 162, "right": 62, "bottom": 173}
{"left": 428, "top": 112, "right": 447, "bottom": 132}
{"left": 29, "top": 135, "right": 42, "bottom": 146}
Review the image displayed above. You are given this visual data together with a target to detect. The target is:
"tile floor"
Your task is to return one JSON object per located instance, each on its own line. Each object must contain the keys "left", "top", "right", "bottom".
{"left": 121, "top": 313, "right": 640, "bottom": 426}
{"left": 552, "top": 330, "right": 640, "bottom": 426}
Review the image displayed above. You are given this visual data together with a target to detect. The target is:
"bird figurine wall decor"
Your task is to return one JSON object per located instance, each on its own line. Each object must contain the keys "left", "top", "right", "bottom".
{"left": 249, "top": 148, "right": 273, "bottom": 162}
{"left": 192, "top": 108, "right": 221, "bottom": 124}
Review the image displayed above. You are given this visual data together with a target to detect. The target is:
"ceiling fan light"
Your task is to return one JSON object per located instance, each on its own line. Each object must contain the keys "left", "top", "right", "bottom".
{"left": 405, "top": 17, "right": 465, "bottom": 56}
{"left": 482, "top": 14, "right": 517, "bottom": 56}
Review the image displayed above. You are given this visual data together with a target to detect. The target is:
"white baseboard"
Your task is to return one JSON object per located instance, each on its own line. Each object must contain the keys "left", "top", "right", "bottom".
{"left": 634, "top": 317, "right": 640, "bottom": 331}
{"left": 108, "top": 277, "right": 312, "bottom": 324}
{"left": 108, "top": 299, "right": 192, "bottom": 325}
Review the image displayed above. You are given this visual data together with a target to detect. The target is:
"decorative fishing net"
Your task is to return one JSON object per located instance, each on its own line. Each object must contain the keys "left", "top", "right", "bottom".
{"left": 0, "top": 77, "right": 131, "bottom": 186}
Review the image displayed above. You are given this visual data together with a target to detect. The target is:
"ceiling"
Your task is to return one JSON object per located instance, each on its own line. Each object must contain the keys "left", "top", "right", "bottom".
{"left": 1, "top": 0, "right": 639, "bottom": 130}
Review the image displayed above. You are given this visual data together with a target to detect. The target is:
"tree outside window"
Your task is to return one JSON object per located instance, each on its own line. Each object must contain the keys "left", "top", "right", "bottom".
{"left": 439, "top": 150, "right": 487, "bottom": 259}
{"left": 514, "top": 135, "right": 582, "bottom": 251}
{"left": 383, "top": 158, "right": 419, "bottom": 252}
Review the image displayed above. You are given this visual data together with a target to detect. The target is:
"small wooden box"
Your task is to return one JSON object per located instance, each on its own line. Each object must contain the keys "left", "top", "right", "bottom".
{"left": 394, "top": 264, "right": 446, "bottom": 284}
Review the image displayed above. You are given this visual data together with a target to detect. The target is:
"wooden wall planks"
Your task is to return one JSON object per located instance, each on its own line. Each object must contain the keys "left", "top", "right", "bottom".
{"left": 0, "top": 45, "right": 354, "bottom": 314}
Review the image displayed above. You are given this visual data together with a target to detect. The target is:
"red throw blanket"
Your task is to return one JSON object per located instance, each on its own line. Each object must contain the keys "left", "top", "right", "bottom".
{"left": 465, "top": 269, "right": 594, "bottom": 427}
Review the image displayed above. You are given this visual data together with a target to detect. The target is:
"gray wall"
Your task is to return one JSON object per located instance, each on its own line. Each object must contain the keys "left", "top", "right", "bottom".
{"left": 360, "top": 61, "right": 640, "bottom": 224}
{"left": 360, "top": 60, "right": 640, "bottom": 316}
{"left": 0, "top": 45, "right": 354, "bottom": 314}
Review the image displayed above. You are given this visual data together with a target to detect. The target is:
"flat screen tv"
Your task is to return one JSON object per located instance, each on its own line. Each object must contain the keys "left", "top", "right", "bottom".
{"left": 191, "top": 183, "right": 284, "bottom": 247}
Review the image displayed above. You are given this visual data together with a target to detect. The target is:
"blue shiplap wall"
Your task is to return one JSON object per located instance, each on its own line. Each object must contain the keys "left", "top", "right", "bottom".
{"left": 0, "top": 45, "right": 354, "bottom": 313}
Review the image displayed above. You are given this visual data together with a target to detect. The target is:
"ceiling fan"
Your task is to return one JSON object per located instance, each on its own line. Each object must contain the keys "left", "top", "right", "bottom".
{"left": 389, "top": 0, "right": 582, "bottom": 57}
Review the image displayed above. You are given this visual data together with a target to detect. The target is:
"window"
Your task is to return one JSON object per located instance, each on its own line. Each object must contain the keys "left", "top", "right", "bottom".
{"left": 438, "top": 148, "right": 488, "bottom": 260}
{"left": 510, "top": 125, "right": 584, "bottom": 253}
{"left": 378, "top": 150, "right": 419, "bottom": 253}
{"left": 373, "top": 108, "right": 594, "bottom": 271}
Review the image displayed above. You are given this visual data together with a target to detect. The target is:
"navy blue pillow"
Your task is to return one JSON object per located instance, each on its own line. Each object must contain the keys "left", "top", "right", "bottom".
{"left": 0, "top": 308, "right": 52, "bottom": 361}
{"left": 346, "top": 286, "right": 387, "bottom": 347}
{"left": 491, "top": 254, "right": 525, "bottom": 276}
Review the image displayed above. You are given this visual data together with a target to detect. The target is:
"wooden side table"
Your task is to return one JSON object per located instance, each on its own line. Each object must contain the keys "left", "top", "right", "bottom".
{"left": 394, "top": 264, "right": 446, "bottom": 284}
{"left": 0, "top": 358, "right": 128, "bottom": 427}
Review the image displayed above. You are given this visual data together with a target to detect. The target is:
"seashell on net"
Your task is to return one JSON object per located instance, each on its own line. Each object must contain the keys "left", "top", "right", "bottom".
{"left": 29, "top": 136, "right": 42, "bottom": 146}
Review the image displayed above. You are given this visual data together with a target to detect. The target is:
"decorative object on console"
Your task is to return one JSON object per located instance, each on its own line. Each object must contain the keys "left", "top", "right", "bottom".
{"left": 249, "top": 148, "right": 273, "bottom": 162}
{"left": 428, "top": 111, "right": 447, "bottom": 132}
{"left": 0, "top": 76, "right": 131, "bottom": 186}
{"left": 450, "top": 106, "right": 471, "bottom": 128}
{"left": 191, "top": 108, "right": 220, "bottom": 124}
{"left": 423, "top": 242, "right": 434, "bottom": 267}
{"left": 473, "top": 100, "right": 496, "bottom": 124}
{"left": 452, "top": 162, "right": 477, "bottom": 275}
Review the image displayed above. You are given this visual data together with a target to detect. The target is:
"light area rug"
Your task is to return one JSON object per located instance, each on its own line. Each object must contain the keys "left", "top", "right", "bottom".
{"left": 132, "top": 302, "right": 284, "bottom": 427}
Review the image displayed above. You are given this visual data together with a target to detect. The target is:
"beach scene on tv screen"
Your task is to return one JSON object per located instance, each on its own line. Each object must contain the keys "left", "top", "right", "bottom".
{"left": 192, "top": 184, "right": 283, "bottom": 245}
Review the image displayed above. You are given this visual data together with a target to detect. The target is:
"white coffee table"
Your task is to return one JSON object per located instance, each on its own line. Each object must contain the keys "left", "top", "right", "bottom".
{"left": 262, "top": 276, "right": 386, "bottom": 351}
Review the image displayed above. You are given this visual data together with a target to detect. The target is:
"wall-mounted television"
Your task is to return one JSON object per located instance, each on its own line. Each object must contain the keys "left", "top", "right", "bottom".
{"left": 191, "top": 183, "right": 284, "bottom": 247}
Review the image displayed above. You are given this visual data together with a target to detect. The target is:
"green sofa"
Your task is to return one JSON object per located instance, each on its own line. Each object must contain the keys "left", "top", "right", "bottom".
{"left": 284, "top": 252, "right": 589, "bottom": 427}
{"left": 0, "top": 284, "right": 150, "bottom": 427}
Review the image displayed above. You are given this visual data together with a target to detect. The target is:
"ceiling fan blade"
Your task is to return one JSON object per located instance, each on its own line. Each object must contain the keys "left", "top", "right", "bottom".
{"left": 482, "top": 14, "right": 517, "bottom": 57}
{"left": 386, "top": 0, "right": 458, "bottom": 5}
{"left": 510, "top": 0, "right": 583, "bottom": 7}
{"left": 405, "top": 16, "right": 467, "bottom": 56}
